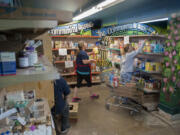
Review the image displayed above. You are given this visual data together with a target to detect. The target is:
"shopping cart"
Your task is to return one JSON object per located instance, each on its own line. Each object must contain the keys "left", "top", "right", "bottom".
{"left": 105, "top": 82, "right": 143, "bottom": 115}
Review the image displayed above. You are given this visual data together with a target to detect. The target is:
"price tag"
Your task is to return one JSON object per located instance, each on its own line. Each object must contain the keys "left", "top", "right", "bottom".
{"left": 58, "top": 48, "right": 67, "bottom": 56}
{"left": 124, "top": 36, "right": 129, "bottom": 45}
{"left": 65, "top": 61, "right": 74, "bottom": 68}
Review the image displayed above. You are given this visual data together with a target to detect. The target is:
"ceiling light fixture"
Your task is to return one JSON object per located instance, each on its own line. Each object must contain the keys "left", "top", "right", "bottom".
{"left": 73, "top": 0, "right": 125, "bottom": 21}
{"left": 139, "top": 18, "right": 169, "bottom": 24}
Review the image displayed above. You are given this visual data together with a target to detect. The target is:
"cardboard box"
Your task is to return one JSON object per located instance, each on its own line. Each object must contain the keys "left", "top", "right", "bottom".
{"left": 69, "top": 102, "right": 79, "bottom": 119}
{"left": 0, "top": 52, "right": 16, "bottom": 76}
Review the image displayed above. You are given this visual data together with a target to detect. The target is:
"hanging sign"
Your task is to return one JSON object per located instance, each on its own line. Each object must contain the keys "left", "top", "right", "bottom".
{"left": 92, "top": 23, "right": 156, "bottom": 36}
{"left": 65, "top": 61, "right": 74, "bottom": 68}
{"left": 58, "top": 49, "right": 67, "bottom": 56}
{"left": 124, "top": 36, "right": 130, "bottom": 44}
{"left": 49, "top": 21, "right": 94, "bottom": 35}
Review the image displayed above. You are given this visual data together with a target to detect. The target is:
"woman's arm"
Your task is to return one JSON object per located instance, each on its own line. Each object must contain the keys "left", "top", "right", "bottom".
{"left": 126, "top": 40, "right": 146, "bottom": 58}
{"left": 87, "top": 52, "right": 95, "bottom": 55}
{"left": 82, "top": 59, "right": 96, "bottom": 64}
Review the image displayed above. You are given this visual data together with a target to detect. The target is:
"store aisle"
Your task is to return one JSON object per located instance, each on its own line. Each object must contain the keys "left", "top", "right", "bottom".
{"left": 66, "top": 84, "right": 179, "bottom": 135}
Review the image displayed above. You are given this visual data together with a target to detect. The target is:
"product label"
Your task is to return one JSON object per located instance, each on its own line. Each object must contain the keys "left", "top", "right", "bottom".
{"left": 19, "top": 57, "right": 29, "bottom": 67}
{"left": 0, "top": 52, "right": 15, "bottom": 62}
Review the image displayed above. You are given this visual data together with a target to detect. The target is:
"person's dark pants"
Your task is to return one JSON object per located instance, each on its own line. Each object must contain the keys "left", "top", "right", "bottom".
{"left": 61, "top": 102, "right": 70, "bottom": 131}
{"left": 77, "top": 73, "right": 92, "bottom": 88}
{"left": 51, "top": 102, "right": 70, "bottom": 133}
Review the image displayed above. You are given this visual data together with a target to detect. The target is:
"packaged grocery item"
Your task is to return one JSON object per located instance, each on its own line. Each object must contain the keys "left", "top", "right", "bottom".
{"left": 0, "top": 52, "right": 16, "bottom": 76}
{"left": 26, "top": 47, "right": 38, "bottom": 67}
{"left": 18, "top": 51, "right": 29, "bottom": 68}
{"left": 113, "top": 77, "right": 119, "bottom": 87}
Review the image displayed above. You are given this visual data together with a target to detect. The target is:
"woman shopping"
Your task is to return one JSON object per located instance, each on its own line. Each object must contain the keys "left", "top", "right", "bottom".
{"left": 120, "top": 40, "right": 146, "bottom": 84}
{"left": 72, "top": 41, "right": 99, "bottom": 102}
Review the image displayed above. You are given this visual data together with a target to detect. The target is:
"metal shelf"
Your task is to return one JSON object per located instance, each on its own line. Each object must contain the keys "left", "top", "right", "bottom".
{"left": 136, "top": 68, "right": 162, "bottom": 75}
{"left": 0, "top": 56, "right": 59, "bottom": 88}
{"left": 138, "top": 87, "right": 160, "bottom": 94}
{"left": 108, "top": 48, "right": 121, "bottom": 51}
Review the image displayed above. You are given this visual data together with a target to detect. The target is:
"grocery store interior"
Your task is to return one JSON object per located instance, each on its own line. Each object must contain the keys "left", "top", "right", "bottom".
{"left": 0, "top": 0, "right": 180, "bottom": 135}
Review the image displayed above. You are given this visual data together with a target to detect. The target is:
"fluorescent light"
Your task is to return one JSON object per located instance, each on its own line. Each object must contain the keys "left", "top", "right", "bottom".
{"left": 139, "top": 18, "right": 168, "bottom": 24}
{"left": 73, "top": 0, "right": 125, "bottom": 21}
{"left": 97, "top": 0, "right": 117, "bottom": 8}
{"left": 73, "top": 7, "right": 101, "bottom": 21}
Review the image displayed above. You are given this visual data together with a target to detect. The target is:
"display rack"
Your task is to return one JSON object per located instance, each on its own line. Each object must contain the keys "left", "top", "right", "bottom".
{"left": 106, "top": 35, "right": 166, "bottom": 111}
{"left": 51, "top": 36, "right": 101, "bottom": 85}
{"left": 0, "top": 56, "right": 59, "bottom": 88}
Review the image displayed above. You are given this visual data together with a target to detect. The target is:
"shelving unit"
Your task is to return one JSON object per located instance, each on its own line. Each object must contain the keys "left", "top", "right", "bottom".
{"left": 51, "top": 36, "right": 101, "bottom": 85}
{"left": 105, "top": 34, "right": 166, "bottom": 111}
{"left": 0, "top": 56, "right": 59, "bottom": 88}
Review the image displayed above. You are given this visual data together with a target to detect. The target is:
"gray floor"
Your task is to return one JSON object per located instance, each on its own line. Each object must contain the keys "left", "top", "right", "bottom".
{"left": 67, "top": 84, "right": 180, "bottom": 135}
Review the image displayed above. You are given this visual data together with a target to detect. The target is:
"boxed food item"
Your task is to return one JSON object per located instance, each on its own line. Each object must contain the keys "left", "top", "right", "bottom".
{"left": 6, "top": 91, "right": 25, "bottom": 102}
{"left": 0, "top": 52, "right": 16, "bottom": 76}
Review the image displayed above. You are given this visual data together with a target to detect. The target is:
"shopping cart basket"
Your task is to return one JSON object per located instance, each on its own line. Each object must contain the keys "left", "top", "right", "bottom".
{"left": 105, "top": 82, "right": 142, "bottom": 115}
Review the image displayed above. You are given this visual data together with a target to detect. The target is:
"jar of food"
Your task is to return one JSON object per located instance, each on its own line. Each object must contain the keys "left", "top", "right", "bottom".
{"left": 26, "top": 47, "right": 38, "bottom": 66}
{"left": 18, "top": 51, "right": 29, "bottom": 68}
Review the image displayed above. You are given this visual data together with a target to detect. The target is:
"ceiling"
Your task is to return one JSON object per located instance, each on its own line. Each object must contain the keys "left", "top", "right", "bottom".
{"left": 74, "top": 0, "right": 180, "bottom": 25}
{"left": 21, "top": 0, "right": 99, "bottom": 12}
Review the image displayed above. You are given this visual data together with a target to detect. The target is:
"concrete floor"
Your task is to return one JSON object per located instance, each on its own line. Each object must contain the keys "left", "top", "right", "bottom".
{"left": 66, "top": 84, "right": 180, "bottom": 135}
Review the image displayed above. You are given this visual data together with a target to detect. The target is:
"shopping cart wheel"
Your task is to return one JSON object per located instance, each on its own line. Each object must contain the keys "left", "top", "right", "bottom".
{"left": 105, "top": 104, "right": 110, "bottom": 110}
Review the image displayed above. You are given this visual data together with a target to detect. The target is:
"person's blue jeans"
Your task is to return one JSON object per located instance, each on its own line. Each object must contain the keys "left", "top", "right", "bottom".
{"left": 120, "top": 72, "right": 133, "bottom": 84}
{"left": 61, "top": 102, "right": 70, "bottom": 131}
{"left": 51, "top": 102, "right": 70, "bottom": 133}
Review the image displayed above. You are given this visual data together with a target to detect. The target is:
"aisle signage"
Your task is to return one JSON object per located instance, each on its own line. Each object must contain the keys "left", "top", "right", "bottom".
{"left": 124, "top": 36, "right": 130, "bottom": 44}
{"left": 92, "top": 23, "right": 156, "bottom": 36}
{"left": 49, "top": 21, "right": 94, "bottom": 35}
{"left": 58, "top": 49, "right": 67, "bottom": 56}
{"left": 65, "top": 61, "right": 74, "bottom": 68}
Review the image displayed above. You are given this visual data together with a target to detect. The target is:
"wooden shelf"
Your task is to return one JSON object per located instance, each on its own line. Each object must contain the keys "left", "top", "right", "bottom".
{"left": 52, "top": 48, "right": 77, "bottom": 51}
{"left": 52, "top": 48, "right": 93, "bottom": 51}
{"left": 50, "top": 35, "right": 100, "bottom": 38}
{"left": 0, "top": 56, "right": 59, "bottom": 88}
{"left": 67, "top": 80, "right": 101, "bottom": 85}
{"left": 61, "top": 72, "right": 101, "bottom": 76}
{"left": 54, "top": 60, "right": 75, "bottom": 64}
{"left": 107, "top": 35, "right": 166, "bottom": 38}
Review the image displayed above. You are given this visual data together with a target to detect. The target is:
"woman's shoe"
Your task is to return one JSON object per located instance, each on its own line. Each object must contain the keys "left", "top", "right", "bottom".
{"left": 90, "top": 94, "right": 99, "bottom": 99}
{"left": 72, "top": 97, "right": 81, "bottom": 102}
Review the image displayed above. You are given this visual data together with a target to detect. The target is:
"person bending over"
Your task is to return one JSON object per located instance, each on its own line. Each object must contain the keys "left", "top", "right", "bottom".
{"left": 51, "top": 77, "right": 71, "bottom": 134}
